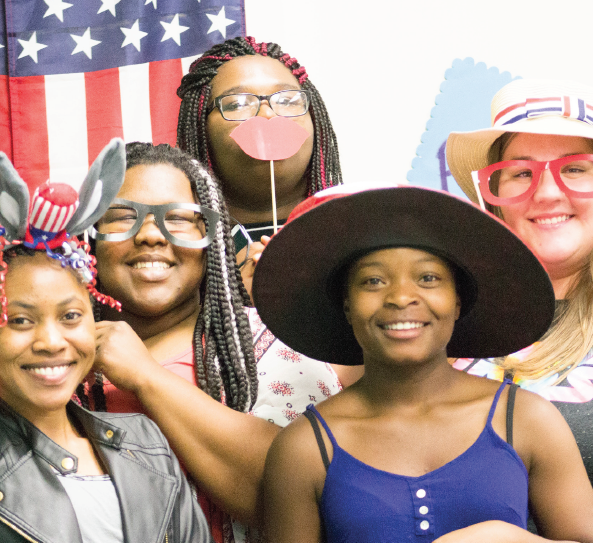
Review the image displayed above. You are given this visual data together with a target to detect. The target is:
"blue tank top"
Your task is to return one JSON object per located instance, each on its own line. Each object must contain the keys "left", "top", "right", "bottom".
{"left": 306, "top": 380, "right": 528, "bottom": 542}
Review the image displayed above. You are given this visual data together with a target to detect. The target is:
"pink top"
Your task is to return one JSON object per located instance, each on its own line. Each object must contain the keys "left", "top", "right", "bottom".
{"left": 102, "top": 347, "right": 195, "bottom": 415}
{"left": 101, "top": 308, "right": 341, "bottom": 424}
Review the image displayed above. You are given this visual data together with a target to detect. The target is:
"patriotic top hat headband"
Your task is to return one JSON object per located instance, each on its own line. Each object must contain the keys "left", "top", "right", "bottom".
{"left": 446, "top": 79, "right": 593, "bottom": 203}
{"left": 0, "top": 138, "right": 126, "bottom": 324}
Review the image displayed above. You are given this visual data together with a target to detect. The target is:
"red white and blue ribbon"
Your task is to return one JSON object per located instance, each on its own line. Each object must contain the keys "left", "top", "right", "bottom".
{"left": 493, "top": 96, "right": 593, "bottom": 127}
{"left": 21, "top": 182, "right": 93, "bottom": 280}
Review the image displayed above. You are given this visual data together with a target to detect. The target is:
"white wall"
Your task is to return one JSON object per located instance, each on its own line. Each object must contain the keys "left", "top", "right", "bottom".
{"left": 245, "top": 0, "right": 593, "bottom": 186}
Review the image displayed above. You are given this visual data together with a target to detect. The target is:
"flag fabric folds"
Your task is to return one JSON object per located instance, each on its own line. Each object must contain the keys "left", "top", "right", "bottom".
{"left": 0, "top": 0, "right": 245, "bottom": 192}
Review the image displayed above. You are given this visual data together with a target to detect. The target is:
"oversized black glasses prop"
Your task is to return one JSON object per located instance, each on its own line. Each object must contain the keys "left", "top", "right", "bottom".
{"left": 90, "top": 199, "right": 221, "bottom": 249}
{"left": 472, "top": 154, "right": 593, "bottom": 209}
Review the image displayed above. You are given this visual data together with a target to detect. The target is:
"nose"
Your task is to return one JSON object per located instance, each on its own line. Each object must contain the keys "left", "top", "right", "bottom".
{"left": 33, "top": 321, "right": 69, "bottom": 354}
{"left": 134, "top": 214, "right": 167, "bottom": 246}
{"left": 384, "top": 279, "right": 419, "bottom": 309}
{"left": 532, "top": 165, "right": 564, "bottom": 203}
{"left": 256, "top": 98, "right": 277, "bottom": 119}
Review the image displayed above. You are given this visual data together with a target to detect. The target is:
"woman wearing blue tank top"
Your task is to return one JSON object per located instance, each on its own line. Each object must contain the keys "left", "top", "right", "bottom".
{"left": 253, "top": 184, "right": 593, "bottom": 542}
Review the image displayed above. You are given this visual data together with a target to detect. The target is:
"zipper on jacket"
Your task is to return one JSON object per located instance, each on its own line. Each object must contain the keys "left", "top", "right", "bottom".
{"left": 0, "top": 514, "right": 40, "bottom": 543}
{"left": 165, "top": 532, "right": 168, "bottom": 543}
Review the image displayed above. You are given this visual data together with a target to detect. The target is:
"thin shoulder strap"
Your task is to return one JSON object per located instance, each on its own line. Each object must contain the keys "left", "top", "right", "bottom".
{"left": 304, "top": 405, "right": 339, "bottom": 469}
{"left": 303, "top": 409, "right": 330, "bottom": 471}
{"left": 486, "top": 379, "right": 512, "bottom": 426}
{"left": 506, "top": 383, "right": 519, "bottom": 447}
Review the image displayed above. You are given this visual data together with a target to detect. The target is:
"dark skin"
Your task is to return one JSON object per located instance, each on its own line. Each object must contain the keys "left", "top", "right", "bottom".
{"left": 206, "top": 54, "right": 314, "bottom": 225}
{"left": 264, "top": 248, "right": 593, "bottom": 543}
{"left": 207, "top": 54, "right": 364, "bottom": 386}
{"left": 0, "top": 255, "right": 104, "bottom": 476}
{"left": 93, "top": 164, "right": 279, "bottom": 525}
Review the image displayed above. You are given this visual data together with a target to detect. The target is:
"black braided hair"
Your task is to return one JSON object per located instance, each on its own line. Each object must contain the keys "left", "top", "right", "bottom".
{"left": 96, "top": 142, "right": 257, "bottom": 412}
{"left": 177, "top": 36, "right": 342, "bottom": 196}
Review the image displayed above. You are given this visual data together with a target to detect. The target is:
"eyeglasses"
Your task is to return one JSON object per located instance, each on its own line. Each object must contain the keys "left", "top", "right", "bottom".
{"left": 472, "top": 154, "right": 593, "bottom": 207}
{"left": 230, "top": 221, "right": 253, "bottom": 268}
{"left": 207, "top": 90, "right": 310, "bottom": 121}
{"left": 89, "top": 199, "right": 220, "bottom": 249}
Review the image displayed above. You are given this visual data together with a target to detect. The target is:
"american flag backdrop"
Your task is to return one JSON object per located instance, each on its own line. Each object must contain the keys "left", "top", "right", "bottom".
{"left": 0, "top": 0, "right": 245, "bottom": 193}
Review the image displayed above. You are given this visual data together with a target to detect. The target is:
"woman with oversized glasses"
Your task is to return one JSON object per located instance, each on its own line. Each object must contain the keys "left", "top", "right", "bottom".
{"left": 446, "top": 79, "right": 593, "bottom": 491}
{"left": 89, "top": 142, "right": 342, "bottom": 543}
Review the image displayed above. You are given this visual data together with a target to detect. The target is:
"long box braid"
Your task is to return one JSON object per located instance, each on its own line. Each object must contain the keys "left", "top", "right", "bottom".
{"left": 177, "top": 36, "right": 342, "bottom": 195}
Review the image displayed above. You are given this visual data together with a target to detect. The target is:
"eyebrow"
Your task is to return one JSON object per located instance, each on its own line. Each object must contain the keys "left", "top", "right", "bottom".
{"left": 505, "top": 152, "right": 588, "bottom": 161}
{"left": 355, "top": 255, "right": 446, "bottom": 270}
{"left": 355, "top": 261, "right": 386, "bottom": 270}
{"left": 9, "top": 296, "right": 84, "bottom": 309}
{"left": 217, "top": 85, "right": 301, "bottom": 95}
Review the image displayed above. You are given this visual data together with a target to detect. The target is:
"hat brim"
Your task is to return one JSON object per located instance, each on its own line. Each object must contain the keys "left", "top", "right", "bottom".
{"left": 252, "top": 187, "right": 555, "bottom": 365}
{"left": 447, "top": 116, "right": 593, "bottom": 203}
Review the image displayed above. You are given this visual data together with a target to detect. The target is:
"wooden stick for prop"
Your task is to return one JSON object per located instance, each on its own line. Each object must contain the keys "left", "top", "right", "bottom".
{"left": 270, "top": 160, "right": 278, "bottom": 234}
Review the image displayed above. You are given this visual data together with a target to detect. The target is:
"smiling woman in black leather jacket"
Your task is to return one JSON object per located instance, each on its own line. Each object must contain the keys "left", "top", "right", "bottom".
{"left": 0, "top": 248, "right": 211, "bottom": 543}
{"left": 0, "top": 144, "right": 211, "bottom": 543}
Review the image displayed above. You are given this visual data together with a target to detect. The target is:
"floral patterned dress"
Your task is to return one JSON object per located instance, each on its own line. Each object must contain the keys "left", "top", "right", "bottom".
{"left": 247, "top": 307, "right": 342, "bottom": 427}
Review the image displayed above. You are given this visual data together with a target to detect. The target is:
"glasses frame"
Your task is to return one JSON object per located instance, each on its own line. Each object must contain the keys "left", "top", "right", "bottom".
{"left": 89, "top": 199, "right": 221, "bottom": 249}
{"left": 207, "top": 89, "right": 310, "bottom": 121}
{"left": 230, "top": 221, "right": 253, "bottom": 268}
{"left": 473, "top": 154, "right": 593, "bottom": 207}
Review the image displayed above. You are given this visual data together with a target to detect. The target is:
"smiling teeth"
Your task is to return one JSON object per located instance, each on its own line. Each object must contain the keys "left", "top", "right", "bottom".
{"left": 533, "top": 215, "right": 571, "bottom": 225}
{"left": 383, "top": 322, "right": 424, "bottom": 330}
{"left": 27, "top": 365, "right": 69, "bottom": 376}
{"left": 132, "top": 261, "right": 170, "bottom": 269}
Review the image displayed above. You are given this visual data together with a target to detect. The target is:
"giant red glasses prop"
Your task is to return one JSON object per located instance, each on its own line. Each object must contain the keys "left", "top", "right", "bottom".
{"left": 472, "top": 154, "right": 593, "bottom": 209}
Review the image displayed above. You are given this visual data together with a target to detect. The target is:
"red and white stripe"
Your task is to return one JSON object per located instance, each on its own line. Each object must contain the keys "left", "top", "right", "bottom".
{"left": 30, "top": 183, "right": 79, "bottom": 233}
{"left": 494, "top": 97, "right": 560, "bottom": 126}
{"left": 0, "top": 56, "right": 198, "bottom": 195}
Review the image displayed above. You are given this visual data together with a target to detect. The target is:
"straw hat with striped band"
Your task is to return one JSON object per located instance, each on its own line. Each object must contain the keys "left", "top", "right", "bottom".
{"left": 446, "top": 79, "right": 593, "bottom": 204}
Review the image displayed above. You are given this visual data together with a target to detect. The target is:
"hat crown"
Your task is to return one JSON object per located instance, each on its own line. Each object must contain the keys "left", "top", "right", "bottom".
{"left": 29, "top": 182, "right": 79, "bottom": 234}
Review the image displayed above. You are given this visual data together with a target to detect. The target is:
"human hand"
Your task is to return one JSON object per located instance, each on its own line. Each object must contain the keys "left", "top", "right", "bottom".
{"left": 238, "top": 235, "right": 271, "bottom": 301}
{"left": 94, "top": 321, "right": 161, "bottom": 395}
{"left": 433, "top": 521, "right": 537, "bottom": 543}
{"left": 433, "top": 520, "right": 576, "bottom": 543}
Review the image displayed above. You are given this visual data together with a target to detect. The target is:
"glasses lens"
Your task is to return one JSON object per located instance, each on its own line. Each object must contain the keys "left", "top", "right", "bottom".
{"left": 97, "top": 206, "right": 138, "bottom": 235}
{"left": 270, "top": 90, "right": 309, "bottom": 117}
{"left": 488, "top": 164, "right": 535, "bottom": 200}
{"left": 164, "top": 208, "right": 205, "bottom": 241}
{"left": 219, "top": 94, "right": 259, "bottom": 120}
{"left": 559, "top": 159, "right": 593, "bottom": 192}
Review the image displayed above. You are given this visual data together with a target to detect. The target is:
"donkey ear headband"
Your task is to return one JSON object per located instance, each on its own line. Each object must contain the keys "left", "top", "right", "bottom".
{"left": 0, "top": 138, "right": 125, "bottom": 324}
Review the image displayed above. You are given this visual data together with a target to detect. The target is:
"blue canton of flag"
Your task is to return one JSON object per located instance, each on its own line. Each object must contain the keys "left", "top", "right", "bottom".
{"left": 0, "top": 0, "right": 244, "bottom": 193}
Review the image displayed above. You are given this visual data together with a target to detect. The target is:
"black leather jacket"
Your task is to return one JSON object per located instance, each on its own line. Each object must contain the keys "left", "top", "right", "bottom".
{"left": 0, "top": 399, "right": 213, "bottom": 543}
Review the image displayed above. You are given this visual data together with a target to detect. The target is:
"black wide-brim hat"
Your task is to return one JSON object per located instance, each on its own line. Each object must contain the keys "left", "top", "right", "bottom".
{"left": 252, "top": 185, "right": 555, "bottom": 365}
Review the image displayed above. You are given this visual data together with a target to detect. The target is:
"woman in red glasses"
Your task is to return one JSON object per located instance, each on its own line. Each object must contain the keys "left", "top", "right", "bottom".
{"left": 446, "top": 79, "right": 593, "bottom": 492}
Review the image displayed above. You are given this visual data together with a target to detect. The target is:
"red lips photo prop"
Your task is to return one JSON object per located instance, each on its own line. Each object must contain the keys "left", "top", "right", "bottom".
{"left": 229, "top": 116, "right": 310, "bottom": 161}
